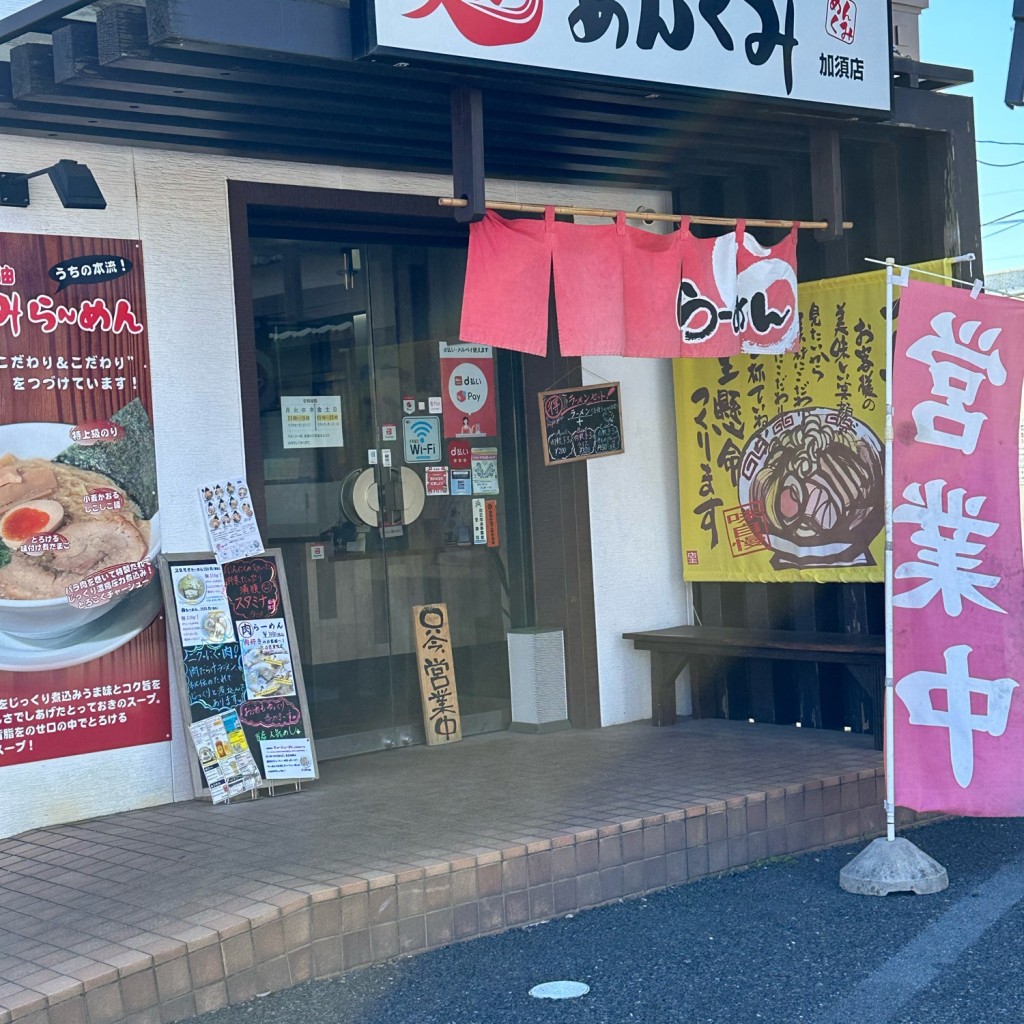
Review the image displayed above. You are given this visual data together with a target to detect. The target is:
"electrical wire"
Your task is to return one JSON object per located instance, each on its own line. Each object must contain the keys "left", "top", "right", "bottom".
{"left": 983, "top": 206, "right": 1024, "bottom": 226}
{"left": 984, "top": 220, "right": 1024, "bottom": 240}
{"left": 978, "top": 159, "right": 1024, "bottom": 167}
{"left": 978, "top": 139, "right": 1024, "bottom": 145}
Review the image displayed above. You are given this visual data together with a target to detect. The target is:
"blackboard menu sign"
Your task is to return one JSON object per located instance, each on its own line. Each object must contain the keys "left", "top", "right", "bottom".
{"left": 159, "top": 549, "right": 317, "bottom": 798}
{"left": 538, "top": 383, "right": 624, "bottom": 466}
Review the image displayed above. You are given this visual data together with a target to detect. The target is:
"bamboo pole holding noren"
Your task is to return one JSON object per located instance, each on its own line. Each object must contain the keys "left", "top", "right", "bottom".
{"left": 438, "top": 196, "right": 853, "bottom": 231}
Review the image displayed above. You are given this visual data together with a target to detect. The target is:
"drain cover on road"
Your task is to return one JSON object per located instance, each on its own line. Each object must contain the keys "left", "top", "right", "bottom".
{"left": 529, "top": 981, "right": 590, "bottom": 999}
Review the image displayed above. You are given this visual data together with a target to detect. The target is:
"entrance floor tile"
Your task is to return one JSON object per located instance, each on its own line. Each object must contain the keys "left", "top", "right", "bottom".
{"left": 1, "top": 719, "right": 932, "bottom": 1024}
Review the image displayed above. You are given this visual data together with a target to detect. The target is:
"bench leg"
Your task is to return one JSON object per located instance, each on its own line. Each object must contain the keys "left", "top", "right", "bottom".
{"left": 690, "top": 655, "right": 724, "bottom": 720}
{"left": 651, "top": 652, "right": 689, "bottom": 726}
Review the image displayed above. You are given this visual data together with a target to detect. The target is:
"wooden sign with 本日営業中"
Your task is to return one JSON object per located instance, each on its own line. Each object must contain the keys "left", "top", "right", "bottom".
{"left": 412, "top": 602, "right": 462, "bottom": 745}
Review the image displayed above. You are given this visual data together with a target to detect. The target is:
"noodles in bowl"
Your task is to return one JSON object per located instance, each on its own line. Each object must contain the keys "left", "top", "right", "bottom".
{"left": 0, "top": 420, "right": 160, "bottom": 640}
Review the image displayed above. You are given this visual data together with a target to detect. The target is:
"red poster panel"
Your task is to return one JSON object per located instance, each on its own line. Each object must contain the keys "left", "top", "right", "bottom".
{"left": 439, "top": 342, "right": 497, "bottom": 438}
{"left": 0, "top": 233, "right": 168, "bottom": 766}
{"left": 893, "top": 280, "right": 1024, "bottom": 815}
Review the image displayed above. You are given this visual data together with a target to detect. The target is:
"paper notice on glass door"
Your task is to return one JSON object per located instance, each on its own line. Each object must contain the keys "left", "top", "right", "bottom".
{"left": 425, "top": 466, "right": 449, "bottom": 496}
{"left": 471, "top": 448, "right": 499, "bottom": 494}
{"left": 281, "top": 395, "right": 344, "bottom": 449}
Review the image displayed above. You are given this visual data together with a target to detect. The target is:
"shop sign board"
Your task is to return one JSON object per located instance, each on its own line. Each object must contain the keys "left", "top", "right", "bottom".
{"left": 0, "top": 231, "right": 169, "bottom": 767}
{"left": 412, "top": 602, "right": 462, "bottom": 745}
{"left": 358, "top": 0, "right": 891, "bottom": 115}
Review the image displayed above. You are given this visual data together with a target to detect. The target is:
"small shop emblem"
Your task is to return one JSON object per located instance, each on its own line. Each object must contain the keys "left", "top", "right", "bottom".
{"left": 825, "top": 0, "right": 856, "bottom": 44}
{"left": 404, "top": 0, "right": 543, "bottom": 46}
{"left": 402, "top": 396, "right": 416, "bottom": 414}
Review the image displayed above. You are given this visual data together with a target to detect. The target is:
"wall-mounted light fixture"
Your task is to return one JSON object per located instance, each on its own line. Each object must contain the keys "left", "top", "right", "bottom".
{"left": 0, "top": 160, "right": 107, "bottom": 210}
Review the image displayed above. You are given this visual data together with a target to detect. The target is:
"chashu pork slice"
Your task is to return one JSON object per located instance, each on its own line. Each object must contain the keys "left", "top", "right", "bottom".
{"left": 0, "top": 459, "right": 58, "bottom": 516}
{"left": 46, "top": 514, "right": 147, "bottom": 577}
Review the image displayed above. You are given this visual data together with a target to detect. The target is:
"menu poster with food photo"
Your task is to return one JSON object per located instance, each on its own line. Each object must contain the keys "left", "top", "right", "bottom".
{"left": 198, "top": 476, "right": 264, "bottom": 565}
{"left": 161, "top": 549, "right": 318, "bottom": 797}
{"left": 0, "top": 232, "right": 168, "bottom": 766}
{"left": 238, "top": 618, "right": 296, "bottom": 701}
{"left": 674, "top": 259, "right": 953, "bottom": 584}
{"left": 170, "top": 564, "right": 235, "bottom": 647}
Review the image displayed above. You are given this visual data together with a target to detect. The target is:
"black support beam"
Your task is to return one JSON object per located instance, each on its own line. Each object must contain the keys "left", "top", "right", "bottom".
{"left": 146, "top": 0, "right": 353, "bottom": 65}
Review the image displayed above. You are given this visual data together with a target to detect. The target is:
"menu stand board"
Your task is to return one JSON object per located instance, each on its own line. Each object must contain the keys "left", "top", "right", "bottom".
{"left": 538, "top": 383, "right": 624, "bottom": 466}
{"left": 159, "top": 549, "right": 318, "bottom": 800}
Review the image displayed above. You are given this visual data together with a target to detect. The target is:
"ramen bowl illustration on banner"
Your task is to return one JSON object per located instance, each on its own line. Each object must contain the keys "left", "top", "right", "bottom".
{"left": 737, "top": 407, "right": 883, "bottom": 571}
{"left": 0, "top": 405, "right": 160, "bottom": 640}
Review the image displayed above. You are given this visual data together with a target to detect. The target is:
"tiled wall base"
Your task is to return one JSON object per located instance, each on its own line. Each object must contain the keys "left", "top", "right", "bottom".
{"left": 0, "top": 767, "right": 939, "bottom": 1024}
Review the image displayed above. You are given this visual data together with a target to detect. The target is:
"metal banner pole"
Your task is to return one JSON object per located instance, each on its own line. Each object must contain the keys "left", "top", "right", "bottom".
{"left": 883, "top": 259, "right": 897, "bottom": 845}
{"left": 839, "top": 258, "right": 949, "bottom": 896}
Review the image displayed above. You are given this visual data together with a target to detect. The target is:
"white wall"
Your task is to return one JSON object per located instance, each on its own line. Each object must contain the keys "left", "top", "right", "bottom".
{"left": 0, "top": 134, "right": 677, "bottom": 837}
{"left": 584, "top": 351, "right": 694, "bottom": 726}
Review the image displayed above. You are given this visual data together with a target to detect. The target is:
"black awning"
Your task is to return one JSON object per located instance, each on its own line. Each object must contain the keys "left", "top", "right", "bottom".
{"left": 0, "top": 0, "right": 972, "bottom": 191}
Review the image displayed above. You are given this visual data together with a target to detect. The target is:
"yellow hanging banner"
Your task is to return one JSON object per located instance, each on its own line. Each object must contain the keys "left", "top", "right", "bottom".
{"left": 674, "top": 260, "right": 951, "bottom": 583}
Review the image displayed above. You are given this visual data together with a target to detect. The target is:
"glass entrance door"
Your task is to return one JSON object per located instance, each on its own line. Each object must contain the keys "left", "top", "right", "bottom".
{"left": 250, "top": 235, "right": 521, "bottom": 757}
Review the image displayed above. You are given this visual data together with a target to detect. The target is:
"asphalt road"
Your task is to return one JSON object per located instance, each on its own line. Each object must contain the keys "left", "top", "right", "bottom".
{"left": 194, "top": 818, "right": 1024, "bottom": 1023}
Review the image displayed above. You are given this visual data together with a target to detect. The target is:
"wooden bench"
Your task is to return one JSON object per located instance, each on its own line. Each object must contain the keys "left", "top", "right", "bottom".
{"left": 622, "top": 624, "right": 885, "bottom": 750}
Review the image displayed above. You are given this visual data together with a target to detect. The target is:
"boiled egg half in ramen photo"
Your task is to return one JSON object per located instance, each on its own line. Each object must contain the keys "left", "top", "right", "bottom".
{"left": 0, "top": 401, "right": 160, "bottom": 645}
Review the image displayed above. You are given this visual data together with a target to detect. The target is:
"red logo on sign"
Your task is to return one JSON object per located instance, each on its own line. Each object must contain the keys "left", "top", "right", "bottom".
{"left": 825, "top": 0, "right": 856, "bottom": 44}
{"left": 404, "top": 0, "right": 543, "bottom": 46}
{"left": 724, "top": 502, "right": 771, "bottom": 559}
{"left": 448, "top": 441, "right": 471, "bottom": 469}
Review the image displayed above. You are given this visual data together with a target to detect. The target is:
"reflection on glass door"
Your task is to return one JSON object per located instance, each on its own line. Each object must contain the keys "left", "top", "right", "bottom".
{"left": 250, "top": 236, "right": 523, "bottom": 757}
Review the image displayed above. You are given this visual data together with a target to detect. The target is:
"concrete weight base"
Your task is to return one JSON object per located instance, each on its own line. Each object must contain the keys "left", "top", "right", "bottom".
{"left": 840, "top": 836, "right": 949, "bottom": 896}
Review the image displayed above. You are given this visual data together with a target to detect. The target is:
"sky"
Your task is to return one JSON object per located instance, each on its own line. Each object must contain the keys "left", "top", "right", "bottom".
{"left": 919, "top": 0, "right": 1024, "bottom": 273}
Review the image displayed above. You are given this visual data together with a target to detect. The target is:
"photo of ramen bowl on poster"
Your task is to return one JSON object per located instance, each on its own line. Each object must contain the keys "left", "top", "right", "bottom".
{"left": 0, "top": 399, "right": 160, "bottom": 662}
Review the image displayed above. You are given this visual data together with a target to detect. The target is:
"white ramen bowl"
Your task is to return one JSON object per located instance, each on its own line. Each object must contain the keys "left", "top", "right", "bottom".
{"left": 0, "top": 422, "right": 161, "bottom": 640}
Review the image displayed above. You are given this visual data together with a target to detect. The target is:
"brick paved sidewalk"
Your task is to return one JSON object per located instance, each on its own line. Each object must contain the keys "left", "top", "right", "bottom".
{"left": 1, "top": 720, "right": 911, "bottom": 1024}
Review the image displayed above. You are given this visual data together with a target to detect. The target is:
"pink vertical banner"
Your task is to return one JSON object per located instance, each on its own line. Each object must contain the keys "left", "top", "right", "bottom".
{"left": 893, "top": 279, "right": 1024, "bottom": 815}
